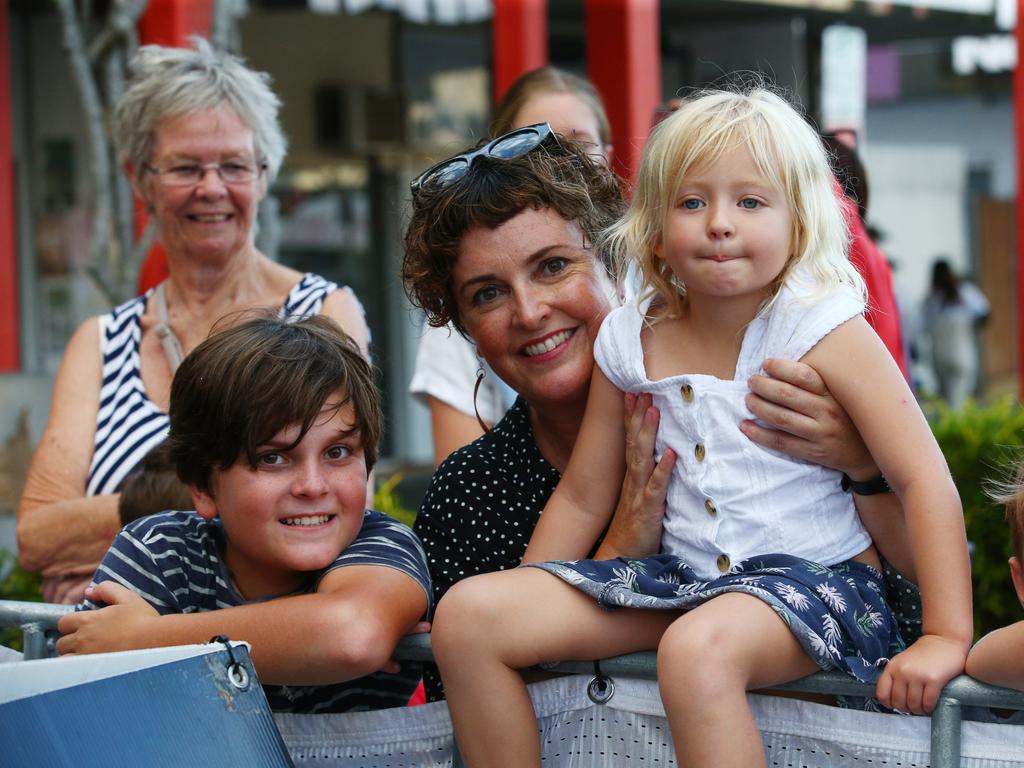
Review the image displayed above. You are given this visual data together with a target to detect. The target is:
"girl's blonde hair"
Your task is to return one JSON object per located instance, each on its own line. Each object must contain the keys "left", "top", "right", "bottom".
{"left": 606, "top": 86, "right": 864, "bottom": 317}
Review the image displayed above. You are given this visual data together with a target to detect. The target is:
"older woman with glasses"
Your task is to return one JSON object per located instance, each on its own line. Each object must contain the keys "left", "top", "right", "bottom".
{"left": 18, "top": 39, "right": 370, "bottom": 604}
{"left": 403, "top": 126, "right": 912, "bottom": 702}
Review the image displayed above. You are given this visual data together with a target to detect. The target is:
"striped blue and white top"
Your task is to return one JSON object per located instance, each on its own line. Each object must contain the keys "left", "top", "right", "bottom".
{"left": 80, "top": 509, "right": 432, "bottom": 713}
{"left": 86, "top": 273, "right": 339, "bottom": 496}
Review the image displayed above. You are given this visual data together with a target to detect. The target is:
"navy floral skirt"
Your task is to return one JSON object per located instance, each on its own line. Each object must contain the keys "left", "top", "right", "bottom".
{"left": 527, "top": 553, "right": 905, "bottom": 684}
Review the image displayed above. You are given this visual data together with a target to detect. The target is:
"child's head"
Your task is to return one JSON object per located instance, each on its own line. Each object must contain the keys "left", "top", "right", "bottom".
{"left": 992, "top": 462, "right": 1024, "bottom": 605}
{"left": 168, "top": 314, "right": 381, "bottom": 596}
{"left": 118, "top": 440, "right": 193, "bottom": 526}
{"left": 168, "top": 313, "right": 381, "bottom": 492}
{"left": 608, "top": 86, "right": 863, "bottom": 317}
{"left": 1011, "top": 497, "right": 1024, "bottom": 603}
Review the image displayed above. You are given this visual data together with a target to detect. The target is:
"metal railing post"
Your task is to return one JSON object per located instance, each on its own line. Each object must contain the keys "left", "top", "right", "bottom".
{"left": 0, "top": 599, "right": 72, "bottom": 660}
{"left": 930, "top": 694, "right": 963, "bottom": 768}
{"left": 21, "top": 622, "right": 48, "bottom": 660}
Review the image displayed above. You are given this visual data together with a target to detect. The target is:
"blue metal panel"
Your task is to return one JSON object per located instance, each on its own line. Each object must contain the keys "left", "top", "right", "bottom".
{"left": 0, "top": 644, "right": 293, "bottom": 768}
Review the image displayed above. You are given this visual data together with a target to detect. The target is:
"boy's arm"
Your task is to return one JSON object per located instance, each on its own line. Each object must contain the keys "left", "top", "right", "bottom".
{"left": 804, "top": 316, "right": 973, "bottom": 714}
{"left": 58, "top": 566, "right": 428, "bottom": 686}
{"left": 58, "top": 513, "right": 430, "bottom": 686}
{"left": 522, "top": 366, "right": 628, "bottom": 563}
{"left": 966, "top": 624, "right": 1024, "bottom": 690}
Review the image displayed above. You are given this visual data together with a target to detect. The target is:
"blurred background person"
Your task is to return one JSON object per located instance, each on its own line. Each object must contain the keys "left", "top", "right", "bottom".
{"left": 17, "top": 39, "right": 370, "bottom": 604}
{"left": 819, "top": 131, "right": 911, "bottom": 382}
{"left": 922, "top": 257, "right": 990, "bottom": 409}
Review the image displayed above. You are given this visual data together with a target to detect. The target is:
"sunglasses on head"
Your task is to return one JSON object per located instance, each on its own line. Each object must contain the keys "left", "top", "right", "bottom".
{"left": 410, "top": 123, "right": 560, "bottom": 198}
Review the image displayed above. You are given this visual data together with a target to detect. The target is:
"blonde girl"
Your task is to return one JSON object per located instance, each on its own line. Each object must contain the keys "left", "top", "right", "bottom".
{"left": 431, "top": 87, "right": 972, "bottom": 768}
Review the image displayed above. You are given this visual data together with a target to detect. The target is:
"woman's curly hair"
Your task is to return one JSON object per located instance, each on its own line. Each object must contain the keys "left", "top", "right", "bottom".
{"left": 402, "top": 137, "right": 625, "bottom": 337}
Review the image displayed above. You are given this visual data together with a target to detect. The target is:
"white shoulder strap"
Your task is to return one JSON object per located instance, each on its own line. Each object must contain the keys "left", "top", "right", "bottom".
{"left": 153, "top": 281, "right": 185, "bottom": 373}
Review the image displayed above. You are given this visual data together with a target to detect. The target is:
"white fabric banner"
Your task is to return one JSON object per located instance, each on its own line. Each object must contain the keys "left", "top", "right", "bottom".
{"left": 275, "top": 675, "right": 1024, "bottom": 767}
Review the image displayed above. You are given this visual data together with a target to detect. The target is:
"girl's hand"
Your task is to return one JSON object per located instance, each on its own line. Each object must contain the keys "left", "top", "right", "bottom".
{"left": 56, "top": 582, "right": 160, "bottom": 655}
{"left": 741, "top": 358, "right": 877, "bottom": 480}
{"left": 875, "top": 635, "right": 969, "bottom": 714}
{"left": 596, "top": 393, "right": 675, "bottom": 560}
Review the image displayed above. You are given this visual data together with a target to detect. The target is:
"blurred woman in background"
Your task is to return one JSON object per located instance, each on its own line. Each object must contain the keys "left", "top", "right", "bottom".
{"left": 923, "top": 257, "right": 990, "bottom": 408}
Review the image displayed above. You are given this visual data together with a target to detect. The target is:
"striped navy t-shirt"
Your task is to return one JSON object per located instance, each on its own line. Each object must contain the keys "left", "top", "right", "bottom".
{"left": 86, "top": 273, "right": 342, "bottom": 496}
{"left": 79, "top": 509, "right": 431, "bottom": 714}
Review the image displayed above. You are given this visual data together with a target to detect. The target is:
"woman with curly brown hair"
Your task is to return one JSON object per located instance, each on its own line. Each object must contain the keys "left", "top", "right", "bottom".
{"left": 409, "top": 67, "right": 614, "bottom": 467}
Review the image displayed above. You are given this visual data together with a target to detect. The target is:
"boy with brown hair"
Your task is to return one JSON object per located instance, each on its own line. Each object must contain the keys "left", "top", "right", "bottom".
{"left": 966, "top": 464, "right": 1024, "bottom": 690}
{"left": 57, "top": 315, "right": 430, "bottom": 713}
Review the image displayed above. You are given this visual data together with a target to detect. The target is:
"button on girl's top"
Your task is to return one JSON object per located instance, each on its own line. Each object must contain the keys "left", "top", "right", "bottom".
{"left": 593, "top": 268, "right": 871, "bottom": 581}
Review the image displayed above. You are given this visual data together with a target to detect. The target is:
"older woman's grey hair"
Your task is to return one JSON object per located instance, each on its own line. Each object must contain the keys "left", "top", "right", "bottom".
{"left": 113, "top": 38, "right": 287, "bottom": 183}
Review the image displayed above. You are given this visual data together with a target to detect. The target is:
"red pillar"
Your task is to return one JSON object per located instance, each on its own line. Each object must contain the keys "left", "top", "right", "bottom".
{"left": 585, "top": 0, "right": 660, "bottom": 184}
{"left": 0, "top": 0, "right": 19, "bottom": 370}
{"left": 139, "top": 0, "right": 213, "bottom": 48}
{"left": 492, "top": 0, "right": 547, "bottom": 105}
{"left": 1016, "top": 0, "right": 1024, "bottom": 399}
{"left": 136, "top": 0, "right": 213, "bottom": 293}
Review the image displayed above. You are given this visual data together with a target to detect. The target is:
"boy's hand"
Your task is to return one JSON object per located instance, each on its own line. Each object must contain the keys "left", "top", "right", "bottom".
{"left": 408, "top": 620, "right": 431, "bottom": 635}
{"left": 377, "top": 621, "right": 433, "bottom": 674}
{"left": 875, "top": 635, "right": 969, "bottom": 714}
{"left": 56, "top": 582, "right": 160, "bottom": 656}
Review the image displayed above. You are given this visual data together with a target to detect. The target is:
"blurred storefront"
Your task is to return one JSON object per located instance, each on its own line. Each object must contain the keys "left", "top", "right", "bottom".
{"left": 0, "top": 0, "right": 1011, "bottom": 500}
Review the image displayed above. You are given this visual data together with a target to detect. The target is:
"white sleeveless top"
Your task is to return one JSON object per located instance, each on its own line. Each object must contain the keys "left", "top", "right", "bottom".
{"left": 594, "top": 270, "right": 872, "bottom": 580}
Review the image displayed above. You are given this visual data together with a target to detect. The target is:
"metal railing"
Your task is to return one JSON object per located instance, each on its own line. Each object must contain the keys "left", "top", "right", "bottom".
{"left": 3, "top": 599, "right": 1024, "bottom": 768}
{"left": 0, "top": 599, "right": 72, "bottom": 660}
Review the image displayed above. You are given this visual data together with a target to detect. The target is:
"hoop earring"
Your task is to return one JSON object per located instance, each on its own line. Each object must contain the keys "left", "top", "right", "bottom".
{"left": 473, "top": 360, "right": 493, "bottom": 435}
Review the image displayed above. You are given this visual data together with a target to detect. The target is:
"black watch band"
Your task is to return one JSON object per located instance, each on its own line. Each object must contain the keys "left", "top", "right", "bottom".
{"left": 841, "top": 473, "right": 892, "bottom": 496}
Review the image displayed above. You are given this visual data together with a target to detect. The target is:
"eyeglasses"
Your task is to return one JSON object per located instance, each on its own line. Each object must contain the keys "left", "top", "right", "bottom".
{"left": 144, "top": 160, "right": 267, "bottom": 187}
{"left": 410, "top": 123, "right": 559, "bottom": 198}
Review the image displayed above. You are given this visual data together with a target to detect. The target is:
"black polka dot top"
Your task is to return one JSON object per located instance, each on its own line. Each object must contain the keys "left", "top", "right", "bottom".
{"left": 414, "top": 397, "right": 561, "bottom": 700}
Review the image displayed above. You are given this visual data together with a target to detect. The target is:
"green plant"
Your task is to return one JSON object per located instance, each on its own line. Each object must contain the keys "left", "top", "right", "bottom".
{"left": 373, "top": 472, "right": 416, "bottom": 529}
{"left": 928, "top": 397, "right": 1024, "bottom": 639}
{"left": 0, "top": 550, "right": 43, "bottom": 651}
